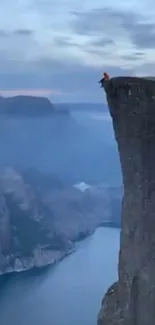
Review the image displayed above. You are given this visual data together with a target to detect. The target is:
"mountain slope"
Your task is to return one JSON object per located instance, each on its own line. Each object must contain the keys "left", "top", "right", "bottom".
{"left": 0, "top": 167, "right": 121, "bottom": 274}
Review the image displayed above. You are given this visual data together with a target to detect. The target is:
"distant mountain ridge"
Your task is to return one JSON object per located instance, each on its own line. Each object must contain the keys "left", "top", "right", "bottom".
{"left": 0, "top": 95, "right": 70, "bottom": 117}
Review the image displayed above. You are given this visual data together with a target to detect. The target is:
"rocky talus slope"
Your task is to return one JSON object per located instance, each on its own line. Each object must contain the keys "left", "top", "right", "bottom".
{"left": 98, "top": 77, "right": 155, "bottom": 325}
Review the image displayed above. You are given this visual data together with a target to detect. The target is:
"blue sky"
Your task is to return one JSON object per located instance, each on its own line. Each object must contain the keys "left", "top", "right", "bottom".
{"left": 0, "top": 0, "right": 155, "bottom": 102}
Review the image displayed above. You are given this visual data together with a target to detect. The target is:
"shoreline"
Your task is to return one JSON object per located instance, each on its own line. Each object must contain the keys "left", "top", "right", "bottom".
{"left": 0, "top": 223, "right": 120, "bottom": 278}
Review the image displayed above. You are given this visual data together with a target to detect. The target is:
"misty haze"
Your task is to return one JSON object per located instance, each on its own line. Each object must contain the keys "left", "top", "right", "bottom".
{"left": 0, "top": 97, "right": 122, "bottom": 325}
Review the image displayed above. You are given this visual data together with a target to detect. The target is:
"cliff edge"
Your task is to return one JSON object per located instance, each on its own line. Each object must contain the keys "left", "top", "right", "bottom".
{"left": 98, "top": 76, "right": 155, "bottom": 325}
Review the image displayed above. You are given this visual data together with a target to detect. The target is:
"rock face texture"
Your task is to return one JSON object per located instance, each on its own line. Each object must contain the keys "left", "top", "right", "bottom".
{"left": 98, "top": 77, "right": 155, "bottom": 325}
{"left": 0, "top": 195, "right": 11, "bottom": 255}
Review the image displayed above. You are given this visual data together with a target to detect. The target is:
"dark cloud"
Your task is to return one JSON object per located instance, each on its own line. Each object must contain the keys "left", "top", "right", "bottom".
{"left": 90, "top": 38, "right": 114, "bottom": 48}
{"left": 0, "top": 27, "right": 40, "bottom": 69}
{"left": 13, "top": 29, "right": 33, "bottom": 36}
{"left": 71, "top": 7, "right": 155, "bottom": 50}
{"left": 128, "top": 23, "right": 155, "bottom": 49}
{"left": 71, "top": 8, "right": 134, "bottom": 36}
{"left": 53, "top": 36, "right": 80, "bottom": 49}
{"left": 120, "top": 54, "right": 144, "bottom": 61}
{"left": 0, "top": 29, "right": 33, "bottom": 38}
{"left": 135, "top": 51, "right": 145, "bottom": 56}
{"left": 71, "top": 8, "right": 111, "bottom": 36}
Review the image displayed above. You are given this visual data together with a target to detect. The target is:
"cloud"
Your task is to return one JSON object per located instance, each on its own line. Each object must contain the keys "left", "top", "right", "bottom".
{"left": 0, "top": 28, "right": 33, "bottom": 38}
{"left": 71, "top": 7, "right": 155, "bottom": 51}
{"left": 0, "top": 88, "right": 63, "bottom": 97}
{"left": 134, "top": 62, "right": 155, "bottom": 77}
{"left": 120, "top": 53, "right": 145, "bottom": 61}
{"left": 0, "top": 29, "right": 33, "bottom": 37}
{"left": 90, "top": 38, "right": 114, "bottom": 48}
{"left": 129, "top": 23, "right": 155, "bottom": 49}
{"left": 0, "top": 1, "right": 155, "bottom": 101}
{"left": 13, "top": 29, "right": 33, "bottom": 36}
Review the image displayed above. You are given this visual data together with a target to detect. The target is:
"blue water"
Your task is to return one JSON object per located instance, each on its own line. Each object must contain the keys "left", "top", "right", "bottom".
{"left": 0, "top": 227, "right": 120, "bottom": 325}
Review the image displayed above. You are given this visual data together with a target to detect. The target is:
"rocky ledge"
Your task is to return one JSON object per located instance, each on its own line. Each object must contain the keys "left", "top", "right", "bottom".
{"left": 98, "top": 76, "right": 155, "bottom": 325}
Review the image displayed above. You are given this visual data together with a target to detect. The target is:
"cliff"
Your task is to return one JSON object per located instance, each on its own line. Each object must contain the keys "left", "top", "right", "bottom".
{"left": 0, "top": 167, "right": 121, "bottom": 274}
{"left": 98, "top": 76, "right": 155, "bottom": 325}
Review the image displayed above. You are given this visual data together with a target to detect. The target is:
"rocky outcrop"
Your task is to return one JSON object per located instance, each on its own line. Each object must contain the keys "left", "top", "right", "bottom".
{"left": 0, "top": 167, "right": 121, "bottom": 274}
{"left": 98, "top": 76, "right": 155, "bottom": 325}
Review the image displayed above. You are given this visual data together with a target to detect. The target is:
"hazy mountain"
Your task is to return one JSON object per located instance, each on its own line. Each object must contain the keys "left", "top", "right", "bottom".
{"left": 0, "top": 96, "right": 55, "bottom": 117}
{"left": 54, "top": 103, "right": 105, "bottom": 112}
{"left": 0, "top": 101, "right": 121, "bottom": 184}
{"left": 0, "top": 96, "right": 122, "bottom": 274}
{"left": 0, "top": 167, "right": 121, "bottom": 274}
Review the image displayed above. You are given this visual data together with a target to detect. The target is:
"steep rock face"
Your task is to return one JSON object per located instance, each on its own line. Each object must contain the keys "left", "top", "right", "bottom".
{"left": 0, "top": 195, "right": 11, "bottom": 255}
{"left": 98, "top": 77, "right": 155, "bottom": 325}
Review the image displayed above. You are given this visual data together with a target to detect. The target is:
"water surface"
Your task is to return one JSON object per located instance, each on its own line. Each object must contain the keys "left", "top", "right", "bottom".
{"left": 0, "top": 227, "right": 120, "bottom": 325}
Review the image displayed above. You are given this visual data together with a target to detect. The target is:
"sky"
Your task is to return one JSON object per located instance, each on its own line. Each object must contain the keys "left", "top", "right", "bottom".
{"left": 1, "top": 0, "right": 155, "bottom": 102}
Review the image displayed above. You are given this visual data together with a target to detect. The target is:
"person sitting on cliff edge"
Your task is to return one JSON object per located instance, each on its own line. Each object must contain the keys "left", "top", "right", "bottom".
{"left": 98, "top": 72, "right": 110, "bottom": 87}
